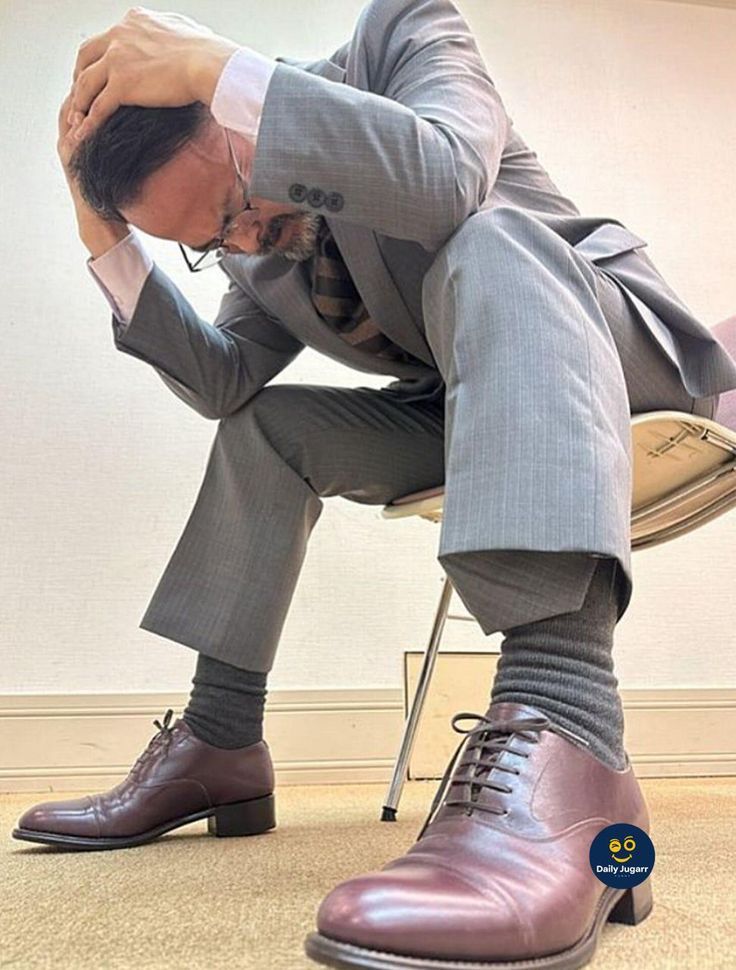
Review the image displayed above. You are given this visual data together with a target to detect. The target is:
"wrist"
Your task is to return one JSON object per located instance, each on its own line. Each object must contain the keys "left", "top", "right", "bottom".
{"left": 191, "top": 38, "right": 240, "bottom": 106}
{"left": 78, "top": 214, "right": 131, "bottom": 259}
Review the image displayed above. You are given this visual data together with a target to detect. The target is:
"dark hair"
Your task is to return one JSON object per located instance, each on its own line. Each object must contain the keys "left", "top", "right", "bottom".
{"left": 69, "top": 102, "right": 210, "bottom": 220}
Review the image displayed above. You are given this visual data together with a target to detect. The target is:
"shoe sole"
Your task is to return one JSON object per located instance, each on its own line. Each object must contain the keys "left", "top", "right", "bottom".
{"left": 303, "top": 880, "right": 653, "bottom": 970}
{"left": 11, "top": 793, "right": 276, "bottom": 851}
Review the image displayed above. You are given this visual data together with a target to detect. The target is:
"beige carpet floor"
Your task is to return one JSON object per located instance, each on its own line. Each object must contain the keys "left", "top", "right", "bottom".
{"left": 2, "top": 776, "right": 735, "bottom": 970}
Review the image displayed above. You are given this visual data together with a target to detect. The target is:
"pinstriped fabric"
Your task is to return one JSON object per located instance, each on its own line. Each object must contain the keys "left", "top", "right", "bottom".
{"left": 309, "top": 218, "right": 420, "bottom": 365}
{"left": 133, "top": 265, "right": 714, "bottom": 674}
{"left": 421, "top": 205, "right": 714, "bottom": 632}
{"left": 137, "top": 382, "right": 447, "bottom": 671}
{"left": 131, "top": 213, "right": 722, "bottom": 668}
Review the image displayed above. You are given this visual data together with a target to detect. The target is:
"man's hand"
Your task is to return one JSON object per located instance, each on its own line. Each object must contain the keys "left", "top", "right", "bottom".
{"left": 57, "top": 90, "right": 89, "bottom": 200}
{"left": 68, "top": 7, "right": 238, "bottom": 142}
{"left": 58, "top": 90, "right": 131, "bottom": 257}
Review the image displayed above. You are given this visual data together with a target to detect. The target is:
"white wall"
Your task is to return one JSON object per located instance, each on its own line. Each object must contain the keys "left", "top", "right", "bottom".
{"left": 1, "top": 0, "right": 735, "bottom": 697}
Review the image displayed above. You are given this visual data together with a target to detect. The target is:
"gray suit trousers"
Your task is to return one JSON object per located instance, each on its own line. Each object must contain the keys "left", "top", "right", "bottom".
{"left": 137, "top": 209, "right": 716, "bottom": 672}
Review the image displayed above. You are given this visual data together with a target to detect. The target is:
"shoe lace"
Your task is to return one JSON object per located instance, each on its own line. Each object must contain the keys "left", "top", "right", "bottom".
{"left": 128, "top": 708, "right": 176, "bottom": 779}
{"left": 416, "top": 711, "right": 589, "bottom": 839}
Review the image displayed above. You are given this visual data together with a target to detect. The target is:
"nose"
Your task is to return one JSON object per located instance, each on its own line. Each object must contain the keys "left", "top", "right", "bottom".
{"left": 225, "top": 221, "right": 262, "bottom": 255}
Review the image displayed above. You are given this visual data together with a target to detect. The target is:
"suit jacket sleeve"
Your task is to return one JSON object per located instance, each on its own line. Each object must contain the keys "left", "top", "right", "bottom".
{"left": 111, "top": 264, "right": 305, "bottom": 420}
{"left": 249, "top": 0, "right": 509, "bottom": 251}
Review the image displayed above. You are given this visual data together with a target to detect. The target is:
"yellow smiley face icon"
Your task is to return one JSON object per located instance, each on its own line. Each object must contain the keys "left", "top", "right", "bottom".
{"left": 609, "top": 836, "right": 636, "bottom": 863}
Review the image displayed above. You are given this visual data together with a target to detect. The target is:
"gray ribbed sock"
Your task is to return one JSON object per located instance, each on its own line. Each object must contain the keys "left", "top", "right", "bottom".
{"left": 490, "top": 555, "right": 627, "bottom": 770}
{"left": 183, "top": 652, "right": 267, "bottom": 749}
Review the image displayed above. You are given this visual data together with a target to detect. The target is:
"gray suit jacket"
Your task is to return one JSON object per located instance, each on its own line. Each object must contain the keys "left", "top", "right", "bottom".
{"left": 111, "top": 0, "right": 736, "bottom": 419}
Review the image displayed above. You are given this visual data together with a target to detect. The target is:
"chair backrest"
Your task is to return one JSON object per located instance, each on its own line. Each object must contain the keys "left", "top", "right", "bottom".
{"left": 711, "top": 316, "right": 736, "bottom": 431}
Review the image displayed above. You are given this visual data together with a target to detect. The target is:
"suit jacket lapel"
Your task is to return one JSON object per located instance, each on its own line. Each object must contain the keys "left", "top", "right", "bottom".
{"left": 236, "top": 249, "right": 434, "bottom": 378}
{"left": 328, "top": 219, "right": 435, "bottom": 367}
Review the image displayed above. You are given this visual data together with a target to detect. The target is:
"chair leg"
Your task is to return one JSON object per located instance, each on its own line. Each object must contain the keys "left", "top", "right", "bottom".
{"left": 381, "top": 575, "right": 454, "bottom": 821}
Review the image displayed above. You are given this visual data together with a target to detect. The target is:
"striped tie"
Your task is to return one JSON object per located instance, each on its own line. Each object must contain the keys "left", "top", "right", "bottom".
{"left": 309, "top": 218, "right": 419, "bottom": 364}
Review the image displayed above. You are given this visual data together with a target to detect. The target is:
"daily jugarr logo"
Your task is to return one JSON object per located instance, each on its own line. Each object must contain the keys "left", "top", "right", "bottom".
{"left": 589, "top": 823, "right": 655, "bottom": 888}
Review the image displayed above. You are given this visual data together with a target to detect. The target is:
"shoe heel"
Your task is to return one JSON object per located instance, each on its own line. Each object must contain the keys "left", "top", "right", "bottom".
{"left": 608, "top": 880, "right": 653, "bottom": 926}
{"left": 207, "top": 793, "right": 276, "bottom": 838}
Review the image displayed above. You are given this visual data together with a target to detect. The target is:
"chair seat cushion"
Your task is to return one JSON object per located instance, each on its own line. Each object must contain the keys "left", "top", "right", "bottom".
{"left": 390, "top": 484, "right": 445, "bottom": 505}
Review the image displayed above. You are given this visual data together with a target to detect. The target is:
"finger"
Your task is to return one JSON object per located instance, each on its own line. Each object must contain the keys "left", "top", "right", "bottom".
{"left": 59, "top": 92, "right": 81, "bottom": 138}
{"left": 73, "top": 87, "right": 120, "bottom": 140}
{"left": 72, "top": 28, "right": 113, "bottom": 83}
{"left": 58, "top": 92, "right": 72, "bottom": 130}
{"left": 58, "top": 119, "right": 82, "bottom": 170}
{"left": 71, "top": 59, "right": 109, "bottom": 118}
{"left": 59, "top": 129, "right": 79, "bottom": 166}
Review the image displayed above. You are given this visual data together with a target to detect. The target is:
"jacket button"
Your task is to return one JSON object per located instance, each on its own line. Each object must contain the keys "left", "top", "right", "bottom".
{"left": 288, "top": 183, "right": 308, "bottom": 203}
{"left": 307, "top": 187, "right": 326, "bottom": 207}
{"left": 325, "top": 191, "right": 344, "bottom": 212}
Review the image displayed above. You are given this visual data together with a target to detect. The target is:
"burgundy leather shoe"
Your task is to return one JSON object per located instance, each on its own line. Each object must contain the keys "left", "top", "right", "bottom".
{"left": 12, "top": 709, "right": 275, "bottom": 850}
{"left": 305, "top": 701, "right": 653, "bottom": 970}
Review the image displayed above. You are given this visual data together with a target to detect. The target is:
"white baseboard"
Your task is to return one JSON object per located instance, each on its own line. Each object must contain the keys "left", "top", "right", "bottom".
{"left": 403, "top": 653, "right": 736, "bottom": 781}
{"left": 0, "top": 689, "right": 404, "bottom": 793}
{"left": 1, "top": 686, "right": 735, "bottom": 793}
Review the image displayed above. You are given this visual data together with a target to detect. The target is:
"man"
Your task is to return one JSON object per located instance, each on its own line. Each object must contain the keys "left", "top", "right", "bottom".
{"left": 13, "top": 1, "right": 736, "bottom": 967}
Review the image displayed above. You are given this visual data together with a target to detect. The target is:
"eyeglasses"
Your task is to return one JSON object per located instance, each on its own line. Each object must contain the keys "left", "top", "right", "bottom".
{"left": 178, "top": 127, "right": 259, "bottom": 273}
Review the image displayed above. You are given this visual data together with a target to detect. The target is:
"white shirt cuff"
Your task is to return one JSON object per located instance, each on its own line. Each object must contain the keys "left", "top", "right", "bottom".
{"left": 210, "top": 45, "right": 277, "bottom": 145}
{"left": 86, "top": 229, "right": 154, "bottom": 325}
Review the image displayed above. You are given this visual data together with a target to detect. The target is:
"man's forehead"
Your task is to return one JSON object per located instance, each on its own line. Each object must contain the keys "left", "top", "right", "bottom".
{"left": 155, "top": 132, "right": 222, "bottom": 177}
{"left": 121, "top": 147, "right": 227, "bottom": 242}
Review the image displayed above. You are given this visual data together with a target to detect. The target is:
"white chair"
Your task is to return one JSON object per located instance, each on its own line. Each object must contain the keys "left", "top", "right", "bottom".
{"left": 379, "top": 315, "right": 736, "bottom": 821}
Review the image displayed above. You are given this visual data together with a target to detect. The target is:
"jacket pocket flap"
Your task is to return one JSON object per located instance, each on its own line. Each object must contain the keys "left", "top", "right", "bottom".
{"left": 574, "top": 222, "right": 648, "bottom": 263}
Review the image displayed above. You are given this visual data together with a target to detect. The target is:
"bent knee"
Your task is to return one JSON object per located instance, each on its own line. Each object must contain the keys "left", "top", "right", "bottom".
{"left": 219, "top": 384, "right": 349, "bottom": 484}
{"left": 423, "top": 207, "right": 532, "bottom": 300}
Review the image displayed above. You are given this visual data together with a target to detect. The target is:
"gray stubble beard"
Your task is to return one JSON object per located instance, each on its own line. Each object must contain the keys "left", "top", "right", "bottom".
{"left": 261, "top": 211, "right": 324, "bottom": 261}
